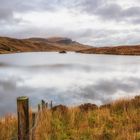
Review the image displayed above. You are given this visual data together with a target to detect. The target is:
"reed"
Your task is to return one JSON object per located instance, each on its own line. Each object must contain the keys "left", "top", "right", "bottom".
{"left": 0, "top": 96, "right": 140, "bottom": 140}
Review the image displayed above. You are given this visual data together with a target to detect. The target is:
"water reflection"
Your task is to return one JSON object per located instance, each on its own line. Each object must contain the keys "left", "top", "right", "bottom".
{"left": 0, "top": 52, "right": 140, "bottom": 116}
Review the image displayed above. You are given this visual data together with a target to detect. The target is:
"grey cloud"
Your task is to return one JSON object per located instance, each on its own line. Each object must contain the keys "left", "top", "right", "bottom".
{"left": 0, "top": 8, "right": 13, "bottom": 21}
{"left": 78, "top": 0, "right": 140, "bottom": 24}
{"left": 78, "top": 0, "right": 106, "bottom": 13}
{"left": 0, "top": 0, "right": 82, "bottom": 29}
{"left": 0, "top": 0, "right": 80, "bottom": 16}
{"left": 0, "top": 8, "right": 17, "bottom": 24}
{"left": 1, "top": 0, "right": 140, "bottom": 24}
{"left": 95, "top": 4, "right": 122, "bottom": 20}
{"left": 0, "top": 0, "right": 106, "bottom": 23}
{"left": 94, "top": 4, "right": 140, "bottom": 23}
{"left": 123, "top": 7, "right": 140, "bottom": 17}
{"left": 0, "top": 0, "right": 54, "bottom": 23}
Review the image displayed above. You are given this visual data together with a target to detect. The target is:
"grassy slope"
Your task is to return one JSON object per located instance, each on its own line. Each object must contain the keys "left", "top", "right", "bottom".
{"left": 77, "top": 45, "right": 140, "bottom": 55}
{"left": 0, "top": 37, "right": 91, "bottom": 54}
{"left": 1, "top": 36, "right": 140, "bottom": 55}
{"left": 0, "top": 96, "right": 140, "bottom": 140}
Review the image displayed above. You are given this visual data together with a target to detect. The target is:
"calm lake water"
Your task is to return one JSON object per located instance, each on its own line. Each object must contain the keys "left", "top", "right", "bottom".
{"left": 0, "top": 52, "right": 140, "bottom": 116}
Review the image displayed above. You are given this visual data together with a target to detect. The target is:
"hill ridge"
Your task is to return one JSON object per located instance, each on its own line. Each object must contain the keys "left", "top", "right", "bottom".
{"left": 0, "top": 36, "right": 140, "bottom": 55}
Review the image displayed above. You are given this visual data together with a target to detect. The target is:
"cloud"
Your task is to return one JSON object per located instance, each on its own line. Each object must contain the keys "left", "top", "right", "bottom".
{"left": 0, "top": 0, "right": 140, "bottom": 46}
{"left": 97, "top": 5, "right": 140, "bottom": 23}
{"left": 0, "top": 0, "right": 47, "bottom": 23}
{"left": 0, "top": 8, "right": 13, "bottom": 21}
{"left": 78, "top": 0, "right": 105, "bottom": 12}
{"left": 95, "top": 4, "right": 122, "bottom": 21}
{"left": 81, "top": 1, "right": 140, "bottom": 24}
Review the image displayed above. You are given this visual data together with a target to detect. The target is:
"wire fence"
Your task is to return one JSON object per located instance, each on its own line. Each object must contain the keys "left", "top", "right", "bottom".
{"left": 1, "top": 98, "right": 53, "bottom": 140}
{"left": 2, "top": 111, "right": 42, "bottom": 140}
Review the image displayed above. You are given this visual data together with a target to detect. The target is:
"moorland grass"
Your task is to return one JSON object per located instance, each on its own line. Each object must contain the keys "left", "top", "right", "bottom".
{"left": 0, "top": 96, "right": 140, "bottom": 140}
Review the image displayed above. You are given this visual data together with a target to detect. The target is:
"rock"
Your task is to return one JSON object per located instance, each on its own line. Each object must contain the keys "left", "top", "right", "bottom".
{"left": 78, "top": 103, "right": 98, "bottom": 111}
{"left": 52, "top": 105, "right": 68, "bottom": 113}
{"left": 59, "top": 51, "right": 67, "bottom": 53}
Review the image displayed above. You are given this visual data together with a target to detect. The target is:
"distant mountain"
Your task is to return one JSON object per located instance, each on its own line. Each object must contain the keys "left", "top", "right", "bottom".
{"left": 0, "top": 36, "right": 91, "bottom": 54}
{"left": 0, "top": 36, "right": 140, "bottom": 55}
{"left": 27, "top": 37, "right": 75, "bottom": 44}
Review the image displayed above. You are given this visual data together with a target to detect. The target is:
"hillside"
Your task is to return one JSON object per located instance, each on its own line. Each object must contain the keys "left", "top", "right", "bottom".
{"left": 0, "top": 37, "right": 91, "bottom": 54}
{"left": 77, "top": 45, "right": 140, "bottom": 55}
{"left": 1, "top": 36, "right": 140, "bottom": 55}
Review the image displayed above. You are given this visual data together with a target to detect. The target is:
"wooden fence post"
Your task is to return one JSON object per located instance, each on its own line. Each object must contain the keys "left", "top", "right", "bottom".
{"left": 32, "top": 112, "right": 37, "bottom": 140}
{"left": 17, "top": 96, "right": 29, "bottom": 140}
{"left": 38, "top": 104, "right": 41, "bottom": 112}
{"left": 41, "top": 100, "right": 46, "bottom": 110}
{"left": 50, "top": 100, "right": 53, "bottom": 109}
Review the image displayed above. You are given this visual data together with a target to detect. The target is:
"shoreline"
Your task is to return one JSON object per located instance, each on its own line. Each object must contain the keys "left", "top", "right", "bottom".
{"left": 1, "top": 50, "right": 140, "bottom": 56}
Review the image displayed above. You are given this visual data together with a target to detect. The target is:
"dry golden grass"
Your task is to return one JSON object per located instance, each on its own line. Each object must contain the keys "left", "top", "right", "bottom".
{"left": 0, "top": 115, "right": 17, "bottom": 140}
{"left": 0, "top": 96, "right": 140, "bottom": 140}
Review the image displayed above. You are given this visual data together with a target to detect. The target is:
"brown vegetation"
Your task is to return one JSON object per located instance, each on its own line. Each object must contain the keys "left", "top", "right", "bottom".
{"left": 77, "top": 45, "right": 140, "bottom": 55}
{"left": 0, "top": 36, "right": 90, "bottom": 54}
{"left": 0, "top": 96, "right": 140, "bottom": 140}
{"left": 1, "top": 36, "right": 140, "bottom": 55}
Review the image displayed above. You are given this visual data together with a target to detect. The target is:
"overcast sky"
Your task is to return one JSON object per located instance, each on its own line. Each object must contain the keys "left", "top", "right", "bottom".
{"left": 0, "top": 0, "right": 140, "bottom": 46}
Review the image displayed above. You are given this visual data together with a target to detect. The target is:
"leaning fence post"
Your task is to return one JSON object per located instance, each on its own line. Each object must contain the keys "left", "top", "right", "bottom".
{"left": 17, "top": 96, "right": 30, "bottom": 140}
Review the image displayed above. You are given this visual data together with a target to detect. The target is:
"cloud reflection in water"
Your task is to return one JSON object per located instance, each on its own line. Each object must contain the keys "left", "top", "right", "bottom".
{"left": 0, "top": 52, "right": 140, "bottom": 116}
